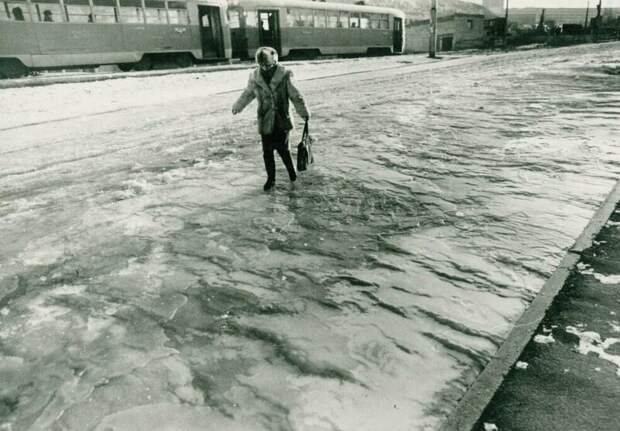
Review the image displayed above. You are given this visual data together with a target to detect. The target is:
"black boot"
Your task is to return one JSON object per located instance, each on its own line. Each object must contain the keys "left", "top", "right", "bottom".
{"left": 263, "top": 178, "right": 275, "bottom": 191}
{"left": 262, "top": 141, "right": 276, "bottom": 191}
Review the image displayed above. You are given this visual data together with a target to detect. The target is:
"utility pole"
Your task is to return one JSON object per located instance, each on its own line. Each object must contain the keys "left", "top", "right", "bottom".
{"left": 429, "top": 0, "right": 437, "bottom": 58}
{"left": 538, "top": 8, "right": 546, "bottom": 32}
{"left": 504, "top": 0, "right": 510, "bottom": 45}
{"left": 593, "top": 0, "right": 602, "bottom": 40}
{"left": 584, "top": 0, "right": 590, "bottom": 29}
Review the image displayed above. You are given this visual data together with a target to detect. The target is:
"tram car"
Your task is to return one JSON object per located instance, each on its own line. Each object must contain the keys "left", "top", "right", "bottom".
{"left": 0, "top": 0, "right": 232, "bottom": 77}
{"left": 226, "top": 0, "right": 405, "bottom": 59}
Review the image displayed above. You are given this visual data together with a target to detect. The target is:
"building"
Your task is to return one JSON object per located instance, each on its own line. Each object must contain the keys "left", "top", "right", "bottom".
{"left": 483, "top": 0, "right": 505, "bottom": 17}
{"left": 406, "top": 13, "right": 486, "bottom": 53}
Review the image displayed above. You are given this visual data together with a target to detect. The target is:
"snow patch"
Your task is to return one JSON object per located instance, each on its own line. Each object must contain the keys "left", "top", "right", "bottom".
{"left": 565, "top": 326, "right": 620, "bottom": 377}
{"left": 515, "top": 361, "right": 529, "bottom": 370}
{"left": 576, "top": 262, "right": 594, "bottom": 275}
{"left": 593, "top": 273, "right": 620, "bottom": 284}
{"left": 533, "top": 333, "right": 555, "bottom": 344}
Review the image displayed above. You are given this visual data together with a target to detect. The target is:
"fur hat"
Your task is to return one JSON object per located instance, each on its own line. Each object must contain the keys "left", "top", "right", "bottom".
{"left": 255, "top": 46, "right": 279, "bottom": 67}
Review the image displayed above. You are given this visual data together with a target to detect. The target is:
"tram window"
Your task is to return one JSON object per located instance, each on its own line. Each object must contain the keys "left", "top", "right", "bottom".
{"left": 227, "top": 9, "right": 240, "bottom": 28}
{"left": 119, "top": 0, "right": 143, "bottom": 23}
{"left": 299, "top": 8, "right": 312, "bottom": 27}
{"left": 337, "top": 11, "right": 348, "bottom": 28}
{"left": 360, "top": 13, "right": 369, "bottom": 29}
{"left": 144, "top": 0, "right": 165, "bottom": 24}
{"left": 65, "top": 0, "right": 91, "bottom": 23}
{"left": 369, "top": 13, "right": 381, "bottom": 29}
{"left": 285, "top": 8, "right": 305, "bottom": 27}
{"left": 3, "top": 1, "right": 32, "bottom": 21}
{"left": 93, "top": 0, "right": 117, "bottom": 23}
{"left": 167, "top": 1, "right": 188, "bottom": 25}
{"left": 326, "top": 11, "right": 337, "bottom": 28}
{"left": 313, "top": 9, "right": 325, "bottom": 28}
{"left": 379, "top": 14, "right": 389, "bottom": 29}
{"left": 244, "top": 10, "right": 257, "bottom": 27}
{"left": 285, "top": 8, "right": 299, "bottom": 27}
{"left": 2, "top": 3, "right": 11, "bottom": 20}
{"left": 349, "top": 13, "right": 359, "bottom": 28}
{"left": 33, "top": 0, "right": 62, "bottom": 22}
{"left": 12, "top": 6, "right": 24, "bottom": 20}
{"left": 0, "top": 3, "right": 8, "bottom": 20}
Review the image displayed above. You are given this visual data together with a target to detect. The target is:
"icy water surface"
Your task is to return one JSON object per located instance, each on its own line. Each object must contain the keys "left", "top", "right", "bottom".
{"left": 1, "top": 44, "right": 620, "bottom": 431}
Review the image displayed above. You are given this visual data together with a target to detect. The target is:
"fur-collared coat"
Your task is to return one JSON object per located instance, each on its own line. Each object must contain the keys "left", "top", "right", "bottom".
{"left": 232, "top": 65, "right": 310, "bottom": 135}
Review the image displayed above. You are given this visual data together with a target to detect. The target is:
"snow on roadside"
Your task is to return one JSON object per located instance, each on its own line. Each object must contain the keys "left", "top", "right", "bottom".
{"left": 576, "top": 262, "right": 620, "bottom": 284}
{"left": 576, "top": 262, "right": 594, "bottom": 275}
{"left": 515, "top": 361, "right": 529, "bottom": 370}
{"left": 592, "top": 273, "right": 620, "bottom": 284}
{"left": 533, "top": 333, "right": 556, "bottom": 344}
{"left": 565, "top": 326, "right": 620, "bottom": 377}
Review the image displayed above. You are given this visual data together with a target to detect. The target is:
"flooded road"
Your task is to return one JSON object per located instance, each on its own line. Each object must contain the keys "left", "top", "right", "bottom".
{"left": 1, "top": 43, "right": 620, "bottom": 431}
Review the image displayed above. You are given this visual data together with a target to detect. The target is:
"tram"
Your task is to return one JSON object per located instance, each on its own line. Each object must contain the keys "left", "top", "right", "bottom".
{"left": 226, "top": 0, "right": 405, "bottom": 59}
{"left": 0, "top": 0, "right": 232, "bottom": 77}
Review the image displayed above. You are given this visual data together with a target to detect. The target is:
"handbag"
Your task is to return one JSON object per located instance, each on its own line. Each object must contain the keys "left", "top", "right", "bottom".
{"left": 296, "top": 121, "right": 314, "bottom": 172}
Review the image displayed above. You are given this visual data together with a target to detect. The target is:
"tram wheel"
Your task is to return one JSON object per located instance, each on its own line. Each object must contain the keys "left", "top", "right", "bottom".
{"left": 174, "top": 53, "right": 194, "bottom": 68}
{"left": 0, "top": 59, "right": 28, "bottom": 79}
{"left": 134, "top": 56, "right": 153, "bottom": 71}
{"left": 118, "top": 63, "right": 134, "bottom": 72}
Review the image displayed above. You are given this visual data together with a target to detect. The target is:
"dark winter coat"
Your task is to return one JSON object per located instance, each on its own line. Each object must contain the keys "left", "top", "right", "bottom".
{"left": 232, "top": 65, "right": 310, "bottom": 135}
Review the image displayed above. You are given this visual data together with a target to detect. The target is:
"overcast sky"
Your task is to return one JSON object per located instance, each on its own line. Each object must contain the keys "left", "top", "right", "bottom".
{"left": 474, "top": 0, "right": 620, "bottom": 7}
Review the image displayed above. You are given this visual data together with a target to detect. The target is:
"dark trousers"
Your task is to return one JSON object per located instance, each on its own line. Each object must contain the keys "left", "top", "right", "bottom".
{"left": 261, "top": 129, "right": 296, "bottom": 181}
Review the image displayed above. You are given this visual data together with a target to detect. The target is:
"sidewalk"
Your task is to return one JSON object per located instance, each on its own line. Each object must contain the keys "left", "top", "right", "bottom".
{"left": 0, "top": 61, "right": 255, "bottom": 89}
{"left": 476, "top": 205, "right": 620, "bottom": 431}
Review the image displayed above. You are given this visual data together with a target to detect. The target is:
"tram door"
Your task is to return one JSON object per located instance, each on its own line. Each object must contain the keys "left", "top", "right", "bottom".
{"left": 198, "top": 6, "right": 224, "bottom": 58}
{"left": 393, "top": 17, "right": 403, "bottom": 53}
{"left": 258, "top": 10, "right": 281, "bottom": 55}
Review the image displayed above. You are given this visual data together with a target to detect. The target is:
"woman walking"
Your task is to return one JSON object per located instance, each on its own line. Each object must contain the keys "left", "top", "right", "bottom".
{"left": 232, "top": 47, "right": 310, "bottom": 191}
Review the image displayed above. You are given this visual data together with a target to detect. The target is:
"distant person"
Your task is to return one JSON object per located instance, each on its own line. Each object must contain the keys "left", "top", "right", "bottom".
{"left": 12, "top": 7, "right": 24, "bottom": 21}
{"left": 43, "top": 10, "right": 53, "bottom": 22}
{"left": 232, "top": 46, "right": 310, "bottom": 191}
{"left": 87, "top": 13, "right": 93, "bottom": 22}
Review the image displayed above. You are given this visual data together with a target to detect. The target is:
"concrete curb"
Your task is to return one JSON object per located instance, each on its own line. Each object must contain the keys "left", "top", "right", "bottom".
{"left": 440, "top": 179, "right": 620, "bottom": 431}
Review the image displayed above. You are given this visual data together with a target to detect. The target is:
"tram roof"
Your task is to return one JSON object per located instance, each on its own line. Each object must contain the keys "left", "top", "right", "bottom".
{"left": 228, "top": 0, "right": 406, "bottom": 18}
